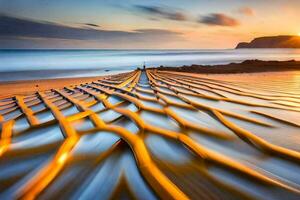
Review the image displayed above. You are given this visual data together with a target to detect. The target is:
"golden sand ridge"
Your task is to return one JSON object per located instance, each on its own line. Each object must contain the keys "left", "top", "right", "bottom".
{"left": 0, "top": 69, "right": 300, "bottom": 199}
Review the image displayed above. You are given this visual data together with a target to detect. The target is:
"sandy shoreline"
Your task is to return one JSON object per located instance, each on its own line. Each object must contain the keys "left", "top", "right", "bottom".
{"left": 0, "top": 75, "right": 104, "bottom": 98}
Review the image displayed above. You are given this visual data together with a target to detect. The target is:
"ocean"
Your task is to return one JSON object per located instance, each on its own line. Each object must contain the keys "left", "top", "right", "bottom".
{"left": 1, "top": 48, "right": 300, "bottom": 82}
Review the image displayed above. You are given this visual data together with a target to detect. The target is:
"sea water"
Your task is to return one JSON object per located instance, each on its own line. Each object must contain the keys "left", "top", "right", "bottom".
{"left": 0, "top": 48, "right": 300, "bottom": 81}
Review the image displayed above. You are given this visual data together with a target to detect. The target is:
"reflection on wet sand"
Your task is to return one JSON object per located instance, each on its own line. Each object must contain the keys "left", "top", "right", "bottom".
{"left": 0, "top": 69, "right": 300, "bottom": 199}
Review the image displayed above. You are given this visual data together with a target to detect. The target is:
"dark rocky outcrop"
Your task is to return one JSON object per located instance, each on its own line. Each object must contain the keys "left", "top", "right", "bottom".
{"left": 155, "top": 60, "right": 300, "bottom": 74}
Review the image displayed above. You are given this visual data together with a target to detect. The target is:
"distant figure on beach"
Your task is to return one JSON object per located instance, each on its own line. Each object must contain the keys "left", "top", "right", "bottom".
{"left": 143, "top": 62, "right": 146, "bottom": 70}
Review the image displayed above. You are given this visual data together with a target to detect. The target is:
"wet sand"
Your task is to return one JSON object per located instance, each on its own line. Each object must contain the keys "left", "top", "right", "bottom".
{"left": 1, "top": 62, "right": 300, "bottom": 199}
{"left": 0, "top": 76, "right": 104, "bottom": 98}
{"left": 0, "top": 70, "right": 131, "bottom": 98}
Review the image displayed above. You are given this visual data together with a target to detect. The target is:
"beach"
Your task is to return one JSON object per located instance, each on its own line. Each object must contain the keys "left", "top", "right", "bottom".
{"left": 1, "top": 63, "right": 300, "bottom": 199}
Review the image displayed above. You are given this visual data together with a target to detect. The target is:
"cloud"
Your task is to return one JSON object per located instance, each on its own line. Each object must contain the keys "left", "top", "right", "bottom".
{"left": 199, "top": 13, "right": 240, "bottom": 26}
{"left": 84, "top": 23, "right": 100, "bottom": 28}
{"left": 0, "top": 14, "right": 183, "bottom": 48}
{"left": 237, "top": 7, "right": 255, "bottom": 16}
{"left": 134, "top": 5, "right": 187, "bottom": 21}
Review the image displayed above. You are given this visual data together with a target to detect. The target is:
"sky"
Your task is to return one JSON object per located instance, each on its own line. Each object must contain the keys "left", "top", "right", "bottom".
{"left": 0, "top": 0, "right": 300, "bottom": 49}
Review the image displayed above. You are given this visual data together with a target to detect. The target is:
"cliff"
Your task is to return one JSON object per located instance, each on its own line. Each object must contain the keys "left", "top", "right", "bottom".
{"left": 236, "top": 35, "right": 300, "bottom": 48}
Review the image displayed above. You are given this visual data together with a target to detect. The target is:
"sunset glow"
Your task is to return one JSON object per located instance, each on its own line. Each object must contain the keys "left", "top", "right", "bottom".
{"left": 1, "top": 0, "right": 300, "bottom": 49}
{"left": 1, "top": 1, "right": 300, "bottom": 200}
